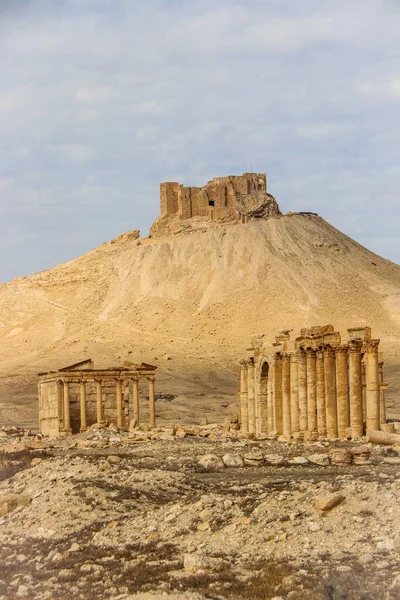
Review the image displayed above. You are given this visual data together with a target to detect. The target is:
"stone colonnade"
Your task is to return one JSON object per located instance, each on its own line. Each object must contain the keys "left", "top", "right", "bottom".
{"left": 239, "top": 325, "right": 388, "bottom": 440}
{"left": 38, "top": 360, "right": 157, "bottom": 436}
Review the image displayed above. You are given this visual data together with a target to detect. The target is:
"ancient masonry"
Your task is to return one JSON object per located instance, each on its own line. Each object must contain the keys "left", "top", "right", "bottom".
{"left": 238, "top": 325, "right": 391, "bottom": 440}
{"left": 159, "top": 172, "right": 281, "bottom": 223}
{"left": 38, "top": 360, "right": 157, "bottom": 436}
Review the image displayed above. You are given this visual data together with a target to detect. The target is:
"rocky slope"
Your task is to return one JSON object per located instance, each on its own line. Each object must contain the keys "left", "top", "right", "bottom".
{"left": 1, "top": 213, "right": 400, "bottom": 428}
{"left": 1, "top": 426, "right": 400, "bottom": 599}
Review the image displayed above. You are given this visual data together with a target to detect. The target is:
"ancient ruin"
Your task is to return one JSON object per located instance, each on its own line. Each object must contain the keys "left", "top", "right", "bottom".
{"left": 38, "top": 359, "right": 157, "bottom": 436}
{"left": 150, "top": 172, "right": 281, "bottom": 236}
{"left": 239, "top": 325, "right": 391, "bottom": 440}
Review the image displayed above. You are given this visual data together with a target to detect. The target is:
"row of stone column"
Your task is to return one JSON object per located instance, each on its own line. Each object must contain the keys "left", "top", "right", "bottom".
{"left": 58, "top": 378, "right": 155, "bottom": 433}
{"left": 240, "top": 340, "right": 384, "bottom": 440}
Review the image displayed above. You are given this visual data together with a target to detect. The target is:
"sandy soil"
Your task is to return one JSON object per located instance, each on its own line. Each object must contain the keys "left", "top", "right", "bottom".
{"left": 1, "top": 214, "right": 400, "bottom": 429}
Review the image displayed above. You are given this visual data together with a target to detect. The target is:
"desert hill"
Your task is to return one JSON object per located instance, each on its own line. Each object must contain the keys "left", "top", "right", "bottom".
{"left": 1, "top": 213, "right": 400, "bottom": 428}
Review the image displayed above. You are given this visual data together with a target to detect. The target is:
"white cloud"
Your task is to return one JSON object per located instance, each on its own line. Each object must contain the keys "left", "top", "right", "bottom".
{"left": 61, "top": 144, "right": 95, "bottom": 162}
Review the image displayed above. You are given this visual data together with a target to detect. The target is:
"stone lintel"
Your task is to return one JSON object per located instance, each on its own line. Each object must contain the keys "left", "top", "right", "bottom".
{"left": 347, "top": 326, "right": 371, "bottom": 342}
{"left": 300, "top": 324, "right": 334, "bottom": 337}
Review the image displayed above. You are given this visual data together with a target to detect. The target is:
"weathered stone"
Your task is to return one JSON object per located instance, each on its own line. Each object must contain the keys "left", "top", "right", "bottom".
{"left": 264, "top": 454, "right": 286, "bottom": 466}
{"left": 329, "top": 449, "right": 352, "bottom": 466}
{"left": 0, "top": 494, "right": 32, "bottom": 517}
{"left": 198, "top": 454, "right": 224, "bottom": 471}
{"left": 243, "top": 451, "right": 264, "bottom": 466}
{"left": 107, "top": 455, "right": 122, "bottom": 464}
{"left": 351, "top": 445, "right": 371, "bottom": 464}
{"left": 222, "top": 454, "right": 244, "bottom": 467}
{"left": 288, "top": 456, "right": 309, "bottom": 465}
{"left": 315, "top": 493, "right": 345, "bottom": 512}
{"left": 383, "top": 456, "right": 400, "bottom": 465}
{"left": 308, "top": 453, "right": 330, "bottom": 466}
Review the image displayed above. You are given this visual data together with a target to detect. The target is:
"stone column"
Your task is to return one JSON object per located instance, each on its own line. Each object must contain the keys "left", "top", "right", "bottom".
{"left": 267, "top": 363, "right": 274, "bottom": 434}
{"left": 306, "top": 348, "right": 317, "bottom": 438}
{"left": 247, "top": 360, "right": 256, "bottom": 435}
{"left": 274, "top": 354, "right": 283, "bottom": 435}
{"left": 290, "top": 352, "right": 300, "bottom": 436}
{"left": 379, "top": 355, "right": 386, "bottom": 425}
{"left": 348, "top": 341, "right": 364, "bottom": 438}
{"left": 56, "top": 380, "right": 64, "bottom": 430}
{"left": 324, "top": 346, "right": 338, "bottom": 438}
{"left": 116, "top": 379, "right": 123, "bottom": 429}
{"left": 63, "top": 380, "right": 72, "bottom": 433}
{"left": 298, "top": 349, "right": 308, "bottom": 432}
{"left": 316, "top": 349, "right": 327, "bottom": 437}
{"left": 362, "top": 362, "right": 367, "bottom": 425}
{"left": 148, "top": 378, "right": 156, "bottom": 428}
{"left": 132, "top": 379, "right": 139, "bottom": 425}
{"left": 282, "top": 353, "right": 291, "bottom": 438}
{"left": 96, "top": 380, "right": 103, "bottom": 424}
{"left": 80, "top": 381, "right": 87, "bottom": 432}
{"left": 365, "top": 339, "right": 380, "bottom": 431}
{"left": 239, "top": 361, "right": 249, "bottom": 434}
{"left": 336, "top": 346, "right": 350, "bottom": 438}
{"left": 259, "top": 364, "right": 269, "bottom": 435}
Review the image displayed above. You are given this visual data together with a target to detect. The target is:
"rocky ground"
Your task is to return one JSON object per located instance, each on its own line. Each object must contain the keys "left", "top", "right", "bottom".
{"left": 1, "top": 424, "right": 400, "bottom": 600}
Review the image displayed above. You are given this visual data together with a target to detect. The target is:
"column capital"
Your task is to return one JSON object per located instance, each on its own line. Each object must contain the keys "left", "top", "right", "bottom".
{"left": 239, "top": 359, "right": 249, "bottom": 367}
{"left": 316, "top": 347, "right": 325, "bottom": 359}
{"left": 348, "top": 340, "right": 363, "bottom": 353}
{"left": 364, "top": 339, "right": 380, "bottom": 354}
{"left": 324, "top": 345, "right": 336, "bottom": 358}
{"left": 306, "top": 347, "right": 316, "bottom": 358}
{"left": 289, "top": 350, "right": 299, "bottom": 361}
{"left": 335, "top": 344, "right": 349, "bottom": 356}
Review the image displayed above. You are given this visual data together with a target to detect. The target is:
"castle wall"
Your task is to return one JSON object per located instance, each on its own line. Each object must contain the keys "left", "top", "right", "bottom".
{"left": 160, "top": 182, "right": 180, "bottom": 216}
{"left": 159, "top": 172, "right": 269, "bottom": 222}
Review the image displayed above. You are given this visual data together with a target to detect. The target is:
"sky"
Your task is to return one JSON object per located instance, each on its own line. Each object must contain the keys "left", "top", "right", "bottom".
{"left": 0, "top": 0, "right": 399, "bottom": 282}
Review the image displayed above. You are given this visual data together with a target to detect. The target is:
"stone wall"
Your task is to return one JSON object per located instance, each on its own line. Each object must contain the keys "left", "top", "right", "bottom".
{"left": 158, "top": 172, "right": 280, "bottom": 225}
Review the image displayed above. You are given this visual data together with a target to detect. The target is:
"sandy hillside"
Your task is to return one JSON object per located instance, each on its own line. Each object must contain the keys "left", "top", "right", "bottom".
{"left": 1, "top": 213, "right": 400, "bottom": 428}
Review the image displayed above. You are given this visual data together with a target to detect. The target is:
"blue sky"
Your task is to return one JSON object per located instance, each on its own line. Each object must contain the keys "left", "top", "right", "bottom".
{"left": 0, "top": 0, "right": 399, "bottom": 282}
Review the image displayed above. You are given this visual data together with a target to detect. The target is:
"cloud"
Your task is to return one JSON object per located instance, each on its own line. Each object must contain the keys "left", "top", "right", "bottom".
{"left": 0, "top": 0, "right": 399, "bottom": 282}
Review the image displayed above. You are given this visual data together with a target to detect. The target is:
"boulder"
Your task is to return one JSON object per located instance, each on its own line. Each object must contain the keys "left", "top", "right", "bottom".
{"left": 198, "top": 454, "right": 224, "bottom": 471}
{"left": 308, "top": 453, "right": 330, "bottom": 466}
{"left": 315, "top": 493, "right": 345, "bottom": 513}
{"left": 243, "top": 451, "right": 264, "bottom": 466}
{"left": 222, "top": 454, "right": 244, "bottom": 467}
{"left": 264, "top": 454, "right": 286, "bottom": 466}
{"left": 287, "top": 456, "right": 309, "bottom": 465}
{"left": 329, "top": 449, "right": 352, "bottom": 466}
{"left": 351, "top": 446, "right": 371, "bottom": 464}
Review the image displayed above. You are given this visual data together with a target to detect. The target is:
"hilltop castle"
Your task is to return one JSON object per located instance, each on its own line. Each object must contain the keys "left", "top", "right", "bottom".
{"left": 150, "top": 172, "right": 281, "bottom": 236}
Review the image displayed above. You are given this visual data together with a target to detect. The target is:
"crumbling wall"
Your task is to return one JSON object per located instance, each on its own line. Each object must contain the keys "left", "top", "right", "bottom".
{"left": 153, "top": 172, "right": 281, "bottom": 237}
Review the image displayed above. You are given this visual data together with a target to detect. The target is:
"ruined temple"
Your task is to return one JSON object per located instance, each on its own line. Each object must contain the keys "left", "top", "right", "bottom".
{"left": 239, "top": 325, "right": 392, "bottom": 441}
{"left": 38, "top": 359, "right": 157, "bottom": 436}
{"left": 150, "top": 172, "right": 281, "bottom": 236}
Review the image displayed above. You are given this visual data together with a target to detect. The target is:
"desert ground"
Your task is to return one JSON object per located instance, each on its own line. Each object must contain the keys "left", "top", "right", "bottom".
{"left": 1, "top": 213, "right": 400, "bottom": 599}
{"left": 1, "top": 423, "right": 400, "bottom": 600}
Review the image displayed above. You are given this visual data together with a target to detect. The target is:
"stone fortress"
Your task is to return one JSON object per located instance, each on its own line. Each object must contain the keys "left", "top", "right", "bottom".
{"left": 150, "top": 172, "right": 281, "bottom": 236}
{"left": 239, "top": 324, "right": 393, "bottom": 441}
